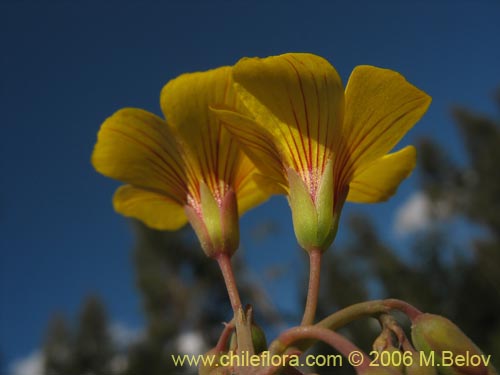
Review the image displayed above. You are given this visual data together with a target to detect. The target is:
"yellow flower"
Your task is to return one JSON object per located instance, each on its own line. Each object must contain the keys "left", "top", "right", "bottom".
{"left": 213, "top": 53, "right": 431, "bottom": 252}
{"left": 92, "top": 66, "right": 270, "bottom": 257}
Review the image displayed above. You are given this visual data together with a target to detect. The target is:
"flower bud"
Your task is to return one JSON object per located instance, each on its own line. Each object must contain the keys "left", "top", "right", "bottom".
{"left": 287, "top": 158, "right": 339, "bottom": 252}
{"left": 411, "top": 313, "right": 496, "bottom": 375}
{"left": 229, "top": 322, "right": 267, "bottom": 354}
{"left": 185, "top": 183, "right": 239, "bottom": 258}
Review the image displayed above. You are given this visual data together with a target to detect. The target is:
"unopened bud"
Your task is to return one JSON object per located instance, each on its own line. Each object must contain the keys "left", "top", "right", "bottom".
{"left": 250, "top": 323, "right": 267, "bottom": 354}
{"left": 411, "top": 313, "right": 496, "bottom": 375}
{"left": 229, "top": 322, "right": 267, "bottom": 354}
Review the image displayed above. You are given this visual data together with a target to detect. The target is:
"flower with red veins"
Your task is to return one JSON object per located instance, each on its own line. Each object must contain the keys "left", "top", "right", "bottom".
{"left": 92, "top": 66, "right": 271, "bottom": 258}
{"left": 213, "top": 53, "right": 431, "bottom": 252}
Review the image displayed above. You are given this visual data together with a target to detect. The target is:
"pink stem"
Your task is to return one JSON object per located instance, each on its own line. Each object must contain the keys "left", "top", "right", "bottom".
{"left": 215, "top": 321, "right": 235, "bottom": 352}
{"left": 301, "top": 248, "right": 322, "bottom": 325}
{"left": 261, "top": 326, "right": 369, "bottom": 375}
{"left": 383, "top": 299, "right": 422, "bottom": 321}
{"left": 216, "top": 253, "right": 242, "bottom": 312}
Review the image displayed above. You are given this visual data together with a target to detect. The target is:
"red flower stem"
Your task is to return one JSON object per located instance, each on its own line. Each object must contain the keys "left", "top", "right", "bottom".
{"left": 215, "top": 321, "right": 235, "bottom": 352}
{"left": 301, "top": 248, "right": 322, "bottom": 325}
{"left": 216, "top": 253, "right": 242, "bottom": 312}
{"left": 262, "top": 326, "right": 369, "bottom": 375}
{"left": 216, "top": 253, "right": 254, "bottom": 356}
{"left": 382, "top": 299, "right": 422, "bottom": 322}
{"left": 401, "top": 333, "right": 417, "bottom": 353}
{"left": 284, "top": 299, "right": 422, "bottom": 354}
{"left": 317, "top": 299, "right": 422, "bottom": 333}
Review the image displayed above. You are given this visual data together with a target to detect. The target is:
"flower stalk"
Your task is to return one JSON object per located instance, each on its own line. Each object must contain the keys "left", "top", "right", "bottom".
{"left": 383, "top": 298, "right": 422, "bottom": 321}
{"left": 263, "top": 325, "right": 369, "bottom": 375}
{"left": 301, "top": 248, "right": 322, "bottom": 326}
{"left": 215, "top": 320, "right": 235, "bottom": 352}
{"left": 289, "top": 299, "right": 422, "bottom": 354}
{"left": 216, "top": 253, "right": 242, "bottom": 311}
{"left": 216, "top": 253, "right": 255, "bottom": 356}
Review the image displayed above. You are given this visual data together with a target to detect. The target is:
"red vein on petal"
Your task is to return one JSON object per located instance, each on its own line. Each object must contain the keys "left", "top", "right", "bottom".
{"left": 214, "top": 120, "right": 223, "bottom": 199}
{"left": 222, "top": 135, "right": 234, "bottom": 197}
{"left": 233, "top": 158, "right": 253, "bottom": 193}
{"left": 271, "top": 115, "right": 300, "bottom": 172}
{"left": 287, "top": 94, "right": 308, "bottom": 178}
{"left": 313, "top": 69, "right": 321, "bottom": 176}
{"left": 247, "top": 128, "right": 280, "bottom": 156}
{"left": 221, "top": 77, "right": 236, "bottom": 195}
{"left": 110, "top": 125, "right": 186, "bottom": 190}
{"left": 199, "top": 143, "right": 212, "bottom": 194}
{"left": 121, "top": 187, "right": 184, "bottom": 207}
{"left": 105, "top": 127, "right": 187, "bottom": 200}
{"left": 223, "top": 121, "right": 280, "bottom": 165}
{"left": 348, "top": 95, "right": 424, "bottom": 168}
{"left": 195, "top": 100, "right": 216, "bottom": 198}
{"left": 322, "top": 73, "right": 331, "bottom": 174}
{"left": 144, "top": 159, "right": 185, "bottom": 193}
{"left": 183, "top": 154, "right": 202, "bottom": 203}
{"left": 285, "top": 56, "right": 313, "bottom": 174}
{"left": 346, "top": 107, "right": 411, "bottom": 175}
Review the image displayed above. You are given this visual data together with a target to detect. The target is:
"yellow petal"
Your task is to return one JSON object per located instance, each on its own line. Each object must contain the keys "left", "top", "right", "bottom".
{"left": 211, "top": 105, "right": 287, "bottom": 188}
{"left": 113, "top": 185, "right": 188, "bottom": 230}
{"left": 342, "top": 66, "right": 431, "bottom": 174}
{"left": 234, "top": 155, "right": 286, "bottom": 215}
{"left": 235, "top": 177, "right": 273, "bottom": 217}
{"left": 91, "top": 108, "right": 187, "bottom": 204}
{"left": 347, "top": 146, "right": 416, "bottom": 203}
{"left": 160, "top": 66, "right": 241, "bottom": 201}
{"left": 232, "top": 53, "right": 345, "bottom": 186}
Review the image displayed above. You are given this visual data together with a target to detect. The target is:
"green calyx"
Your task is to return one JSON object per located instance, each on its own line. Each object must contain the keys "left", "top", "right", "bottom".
{"left": 229, "top": 322, "right": 268, "bottom": 354}
{"left": 287, "top": 159, "right": 339, "bottom": 252}
{"left": 185, "top": 182, "right": 240, "bottom": 258}
{"left": 411, "top": 313, "right": 496, "bottom": 375}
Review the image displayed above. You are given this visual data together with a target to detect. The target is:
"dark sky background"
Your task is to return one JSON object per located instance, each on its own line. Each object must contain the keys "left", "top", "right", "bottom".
{"left": 1, "top": 1, "right": 500, "bottom": 372}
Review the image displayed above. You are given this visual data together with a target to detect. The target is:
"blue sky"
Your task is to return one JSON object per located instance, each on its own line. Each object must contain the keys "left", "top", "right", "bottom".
{"left": 1, "top": 1, "right": 500, "bottom": 371}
